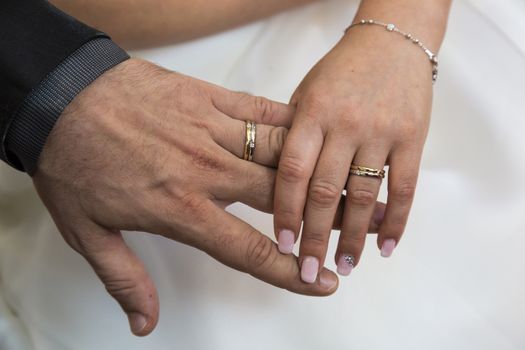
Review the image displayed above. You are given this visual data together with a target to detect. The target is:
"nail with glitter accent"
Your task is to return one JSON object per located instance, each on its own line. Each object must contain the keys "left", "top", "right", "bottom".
{"left": 336, "top": 255, "right": 355, "bottom": 276}
{"left": 381, "top": 239, "right": 397, "bottom": 258}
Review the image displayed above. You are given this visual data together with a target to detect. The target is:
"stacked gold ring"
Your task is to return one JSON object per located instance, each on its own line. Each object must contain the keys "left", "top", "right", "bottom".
{"left": 350, "top": 165, "right": 386, "bottom": 179}
{"left": 243, "top": 121, "right": 256, "bottom": 161}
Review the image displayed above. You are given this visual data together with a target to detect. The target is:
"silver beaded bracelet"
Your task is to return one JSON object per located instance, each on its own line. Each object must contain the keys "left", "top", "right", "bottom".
{"left": 345, "top": 19, "right": 439, "bottom": 83}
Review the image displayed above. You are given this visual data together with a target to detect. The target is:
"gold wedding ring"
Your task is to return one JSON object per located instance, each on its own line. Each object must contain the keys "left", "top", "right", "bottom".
{"left": 243, "top": 121, "right": 256, "bottom": 161}
{"left": 350, "top": 164, "right": 386, "bottom": 179}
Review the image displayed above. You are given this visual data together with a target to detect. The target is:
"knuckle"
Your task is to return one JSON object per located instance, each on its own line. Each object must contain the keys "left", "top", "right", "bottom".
{"left": 382, "top": 222, "right": 406, "bottom": 237}
{"left": 339, "top": 233, "right": 366, "bottom": 250}
{"left": 303, "top": 230, "right": 329, "bottom": 247}
{"left": 179, "top": 193, "right": 209, "bottom": 219}
{"left": 244, "top": 230, "right": 278, "bottom": 272}
{"left": 391, "top": 183, "right": 416, "bottom": 203}
{"left": 248, "top": 168, "right": 274, "bottom": 191}
{"left": 397, "top": 116, "right": 421, "bottom": 137}
{"left": 338, "top": 114, "right": 362, "bottom": 133}
{"left": 268, "top": 127, "right": 288, "bottom": 163}
{"left": 395, "top": 119, "right": 427, "bottom": 145}
{"left": 302, "top": 90, "right": 331, "bottom": 113}
{"left": 347, "top": 187, "right": 376, "bottom": 207}
{"left": 275, "top": 204, "right": 302, "bottom": 226}
{"left": 63, "top": 233, "right": 88, "bottom": 255}
{"left": 401, "top": 122, "right": 419, "bottom": 138}
{"left": 213, "top": 231, "right": 237, "bottom": 251}
{"left": 189, "top": 117, "right": 213, "bottom": 136}
{"left": 370, "top": 117, "right": 392, "bottom": 139}
{"left": 253, "top": 96, "right": 274, "bottom": 124}
{"left": 308, "top": 179, "right": 341, "bottom": 209}
{"left": 62, "top": 227, "right": 104, "bottom": 256}
{"left": 278, "top": 155, "right": 309, "bottom": 182}
{"left": 187, "top": 147, "right": 226, "bottom": 173}
{"left": 104, "top": 277, "right": 140, "bottom": 309}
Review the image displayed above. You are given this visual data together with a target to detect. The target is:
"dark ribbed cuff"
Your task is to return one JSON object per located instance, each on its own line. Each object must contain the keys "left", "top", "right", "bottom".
{"left": 3, "top": 38, "right": 130, "bottom": 175}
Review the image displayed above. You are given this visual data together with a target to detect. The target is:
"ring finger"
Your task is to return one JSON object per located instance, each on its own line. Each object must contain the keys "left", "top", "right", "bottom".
{"left": 209, "top": 114, "right": 288, "bottom": 168}
{"left": 336, "top": 146, "right": 389, "bottom": 276}
{"left": 298, "top": 134, "right": 355, "bottom": 283}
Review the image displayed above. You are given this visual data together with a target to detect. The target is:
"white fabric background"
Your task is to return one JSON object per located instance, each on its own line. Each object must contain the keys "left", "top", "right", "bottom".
{"left": 1, "top": 0, "right": 524, "bottom": 349}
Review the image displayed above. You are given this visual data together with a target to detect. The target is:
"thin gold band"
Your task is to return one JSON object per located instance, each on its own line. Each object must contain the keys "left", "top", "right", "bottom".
{"left": 350, "top": 164, "right": 386, "bottom": 179}
{"left": 243, "top": 121, "right": 256, "bottom": 161}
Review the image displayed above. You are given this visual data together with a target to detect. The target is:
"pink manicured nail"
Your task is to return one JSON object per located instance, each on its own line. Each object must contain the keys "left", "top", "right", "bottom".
{"left": 301, "top": 256, "right": 319, "bottom": 284}
{"left": 336, "top": 255, "right": 355, "bottom": 276}
{"left": 381, "top": 239, "right": 397, "bottom": 258}
{"left": 278, "top": 229, "right": 295, "bottom": 254}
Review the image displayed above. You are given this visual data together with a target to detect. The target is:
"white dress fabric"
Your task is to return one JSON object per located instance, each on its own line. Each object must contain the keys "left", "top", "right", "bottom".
{"left": 1, "top": 0, "right": 525, "bottom": 349}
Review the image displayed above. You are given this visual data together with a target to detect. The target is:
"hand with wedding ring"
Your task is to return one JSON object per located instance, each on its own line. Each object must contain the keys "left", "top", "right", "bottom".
{"left": 32, "top": 58, "right": 387, "bottom": 335}
{"left": 273, "top": 7, "right": 447, "bottom": 283}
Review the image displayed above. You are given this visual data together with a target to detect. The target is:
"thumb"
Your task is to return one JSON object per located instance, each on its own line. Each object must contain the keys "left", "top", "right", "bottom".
{"left": 210, "top": 87, "right": 296, "bottom": 128}
{"left": 69, "top": 221, "right": 159, "bottom": 336}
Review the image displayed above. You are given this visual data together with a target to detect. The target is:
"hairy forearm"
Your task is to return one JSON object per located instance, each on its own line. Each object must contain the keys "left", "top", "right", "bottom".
{"left": 353, "top": 0, "right": 452, "bottom": 51}
{"left": 49, "top": 0, "right": 316, "bottom": 49}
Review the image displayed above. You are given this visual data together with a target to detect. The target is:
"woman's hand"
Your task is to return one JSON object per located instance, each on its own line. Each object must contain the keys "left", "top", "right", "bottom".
{"left": 274, "top": 20, "right": 436, "bottom": 282}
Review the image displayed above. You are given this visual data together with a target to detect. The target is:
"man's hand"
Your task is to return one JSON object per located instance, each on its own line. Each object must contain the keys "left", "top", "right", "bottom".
{"left": 32, "top": 58, "right": 296, "bottom": 335}
{"left": 32, "top": 58, "right": 385, "bottom": 336}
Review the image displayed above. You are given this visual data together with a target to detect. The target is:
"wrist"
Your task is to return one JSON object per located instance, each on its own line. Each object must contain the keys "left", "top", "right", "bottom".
{"left": 352, "top": 0, "right": 452, "bottom": 52}
{"left": 340, "top": 25, "right": 432, "bottom": 78}
{"left": 345, "top": 19, "right": 438, "bottom": 82}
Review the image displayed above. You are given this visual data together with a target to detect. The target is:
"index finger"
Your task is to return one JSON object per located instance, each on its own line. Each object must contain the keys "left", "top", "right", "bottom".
{"left": 186, "top": 198, "right": 339, "bottom": 296}
{"left": 273, "top": 116, "right": 324, "bottom": 255}
{"left": 210, "top": 87, "right": 296, "bottom": 127}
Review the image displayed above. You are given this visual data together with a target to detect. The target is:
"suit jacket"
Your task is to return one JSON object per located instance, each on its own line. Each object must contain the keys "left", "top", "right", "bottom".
{"left": 0, "top": 0, "right": 128, "bottom": 173}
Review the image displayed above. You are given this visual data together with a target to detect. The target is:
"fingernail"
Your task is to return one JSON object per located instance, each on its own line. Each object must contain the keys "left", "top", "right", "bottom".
{"left": 336, "top": 255, "right": 355, "bottom": 276}
{"left": 381, "top": 239, "right": 397, "bottom": 258}
{"left": 128, "top": 313, "right": 148, "bottom": 335}
{"left": 278, "top": 229, "right": 295, "bottom": 254}
{"left": 301, "top": 256, "right": 319, "bottom": 284}
{"left": 319, "top": 270, "right": 338, "bottom": 289}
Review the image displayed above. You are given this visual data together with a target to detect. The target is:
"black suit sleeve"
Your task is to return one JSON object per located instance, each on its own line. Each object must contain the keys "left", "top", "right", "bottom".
{"left": 0, "top": 0, "right": 129, "bottom": 174}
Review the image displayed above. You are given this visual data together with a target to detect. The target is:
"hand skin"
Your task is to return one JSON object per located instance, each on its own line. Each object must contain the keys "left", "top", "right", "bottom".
{"left": 32, "top": 58, "right": 386, "bottom": 336}
{"left": 47, "top": 0, "right": 451, "bottom": 285}
{"left": 273, "top": 0, "right": 452, "bottom": 282}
